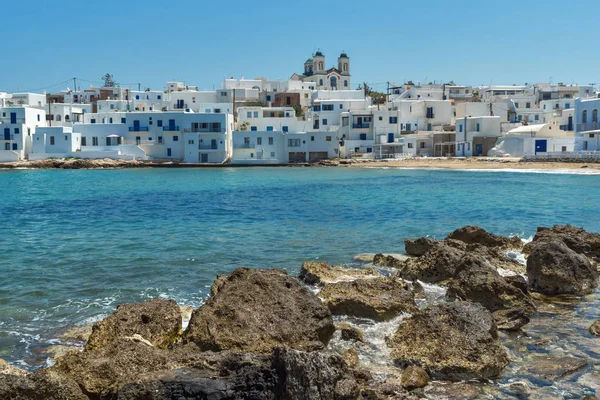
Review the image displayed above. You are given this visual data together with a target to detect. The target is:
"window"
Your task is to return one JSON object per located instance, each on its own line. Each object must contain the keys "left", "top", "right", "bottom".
{"left": 266, "top": 126, "right": 273, "bottom": 131}
{"left": 257, "top": 137, "right": 262, "bottom": 145}
{"left": 14, "top": 128, "right": 19, "bottom": 134}
{"left": 379, "top": 116, "right": 383, "bottom": 121}
{"left": 408, "top": 143, "right": 413, "bottom": 148}
{"left": 158, "top": 136, "right": 163, "bottom": 144}
{"left": 562, "top": 146, "right": 567, "bottom": 152}
{"left": 266, "top": 95, "right": 271, "bottom": 101}
{"left": 340, "top": 104, "right": 343, "bottom": 109}
{"left": 591, "top": 134, "right": 596, "bottom": 138}
{"left": 271, "top": 152, "right": 275, "bottom": 157}
{"left": 157, "top": 95, "right": 161, "bottom": 100}
{"left": 37, "top": 115, "right": 40, "bottom": 121}
{"left": 282, "top": 126, "right": 288, "bottom": 132}
{"left": 188, "top": 140, "right": 194, "bottom": 144}
{"left": 157, "top": 120, "right": 163, "bottom": 127}
{"left": 322, "top": 104, "right": 334, "bottom": 111}
{"left": 50, "top": 136, "right": 55, "bottom": 145}
{"left": 319, "top": 79, "right": 323, "bottom": 86}
{"left": 459, "top": 125, "right": 463, "bottom": 132}
{"left": 313, "top": 105, "right": 321, "bottom": 112}
{"left": 311, "top": 136, "right": 315, "bottom": 141}
{"left": 360, "top": 133, "right": 367, "bottom": 140}
{"left": 426, "top": 107, "right": 434, "bottom": 118}
{"left": 476, "top": 123, "right": 480, "bottom": 132}
{"left": 92, "top": 137, "right": 99, "bottom": 146}
{"left": 65, "top": 135, "right": 68, "bottom": 141}
{"left": 81, "top": 137, "right": 87, "bottom": 146}
{"left": 288, "top": 139, "right": 301, "bottom": 147}
{"left": 173, "top": 136, "right": 179, "bottom": 141}
{"left": 268, "top": 137, "right": 274, "bottom": 145}
{"left": 322, "top": 119, "right": 328, "bottom": 125}
{"left": 109, "top": 118, "right": 113, "bottom": 124}
{"left": 535, "top": 115, "right": 539, "bottom": 121}
{"left": 244, "top": 137, "right": 251, "bottom": 144}
{"left": 342, "top": 117, "right": 349, "bottom": 127}
{"left": 250, "top": 126, "right": 257, "bottom": 131}
{"left": 56, "top": 115, "right": 62, "bottom": 122}
{"left": 253, "top": 111, "right": 259, "bottom": 118}
{"left": 149, "top": 118, "right": 152, "bottom": 125}
{"left": 344, "top": 80, "right": 348, "bottom": 87}
{"left": 515, "top": 103, "right": 519, "bottom": 108}
{"left": 192, "top": 97, "right": 196, "bottom": 103}
{"left": 326, "top": 136, "right": 332, "bottom": 141}
{"left": 121, "top": 118, "right": 126, "bottom": 124}
{"left": 389, "top": 117, "right": 398, "bottom": 124}
{"left": 136, "top": 95, "right": 140, "bottom": 100}
{"left": 565, "top": 103, "right": 571, "bottom": 110}
{"left": 420, "top": 142, "right": 425, "bottom": 149}
{"left": 526, "top": 103, "right": 531, "bottom": 109}
{"left": 583, "top": 110, "right": 588, "bottom": 124}
{"left": 247, "top": 111, "right": 252, "bottom": 118}
{"left": 91, "top": 119, "right": 96, "bottom": 124}
{"left": 593, "top": 109, "right": 598, "bottom": 123}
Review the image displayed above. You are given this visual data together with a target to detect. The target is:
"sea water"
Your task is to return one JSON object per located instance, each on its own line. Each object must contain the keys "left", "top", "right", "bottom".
{"left": 0, "top": 167, "right": 599, "bottom": 375}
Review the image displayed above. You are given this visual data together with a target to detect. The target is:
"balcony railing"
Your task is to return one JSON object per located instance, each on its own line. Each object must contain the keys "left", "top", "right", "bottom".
{"left": 426, "top": 113, "right": 435, "bottom": 119}
{"left": 128, "top": 126, "right": 149, "bottom": 132}
{"left": 198, "top": 145, "right": 219, "bottom": 150}
{"left": 560, "top": 124, "right": 574, "bottom": 131}
{"left": 0, "top": 118, "right": 25, "bottom": 124}
{"left": 234, "top": 143, "right": 255, "bottom": 149}
{"left": 163, "top": 126, "right": 179, "bottom": 131}
{"left": 577, "top": 122, "right": 600, "bottom": 132}
{"left": 352, "top": 123, "right": 371, "bottom": 129}
{"left": 1, "top": 135, "right": 15, "bottom": 141}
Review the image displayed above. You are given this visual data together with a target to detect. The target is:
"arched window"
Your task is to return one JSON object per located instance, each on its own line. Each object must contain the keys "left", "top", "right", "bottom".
{"left": 318, "top": 61, "right": 323, "bottom": 70}
{"left": 330, "top": 76, "right": 337, "bottom": 89}
{"left": 582, "top": 110, "right": 588, "bottom": 124}
{"left": 343, "top": 63, "right": 348, "bottom": 72}
{"left": 64, "top": 115, "right": 70, "bottom": 121}
{"left": 56, "top": 115, "right": 62, "bottom": 121}
{"left": 319, "top": 79, "right": 323, "bottom": 86}
{"left": 344, "top": 80, "right": 348, "bottom": 87}
{"left": 593, "top": 109, "right": 598, "bottom": 123}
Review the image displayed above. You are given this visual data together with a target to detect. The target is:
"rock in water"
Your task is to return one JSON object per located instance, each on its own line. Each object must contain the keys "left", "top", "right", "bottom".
{"left": 492, "top": 308, "right": 530, "bottom": 331}
{"left": 524, "top": 224, "right": 600, "bottom": 258}
{"left": 319, "top": 278, "right": 418, "bottom": 321}
{"left": 590, "top": 320, "right": 600, "bottom": 336}
{"left": 298, "top": 261, "right": 379, "bottom": 286}
{"left": 397, "top": 242, "right": 465, "bottom": 283}
{"left": 335, "top": 323, "right": 364, "bottom": 342}
{"left": 401, "top": 365, "right": 430, "bottom": 390}
{"left": 404, "top": 237, "right": 440, "bottom": 257}
{"left": 504, "top": 275, "right": 529, "bottom": 294}
{"left": 86, "top": 298, "right": 182, "bottom": 351}
{"left": 372, "top": 253, "right": 403, "bottom": 268}
{"left": 184, "top": 268, "right": 335, "bottom": 352}
{"left": 527, "top": 241, "right": 598, "bottom": 295}
{"left": 446, "top": 254, "right": 536, "bottom": 316}
{"left": 387, "top": 302, "right": 509, "bottom": 380}
{"left": 446, "top": 225, "right": 522, "bottom": 249}
{"left": 525, "top": 356, "right": 588, "bottom": 380}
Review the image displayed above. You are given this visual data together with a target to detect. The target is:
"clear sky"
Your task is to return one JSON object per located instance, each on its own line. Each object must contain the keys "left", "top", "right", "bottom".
{"left": 2, "top": 0, "right": 599, "bottom": 94}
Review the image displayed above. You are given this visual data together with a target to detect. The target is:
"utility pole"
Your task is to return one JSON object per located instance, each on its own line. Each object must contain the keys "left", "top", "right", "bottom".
{"left": 138, "top": 83, "right": 141, "bottom": 92}
{"left": 73, "top": 77, "right": 77, "bottom": 101}
{"left": 489, "top": 102, "right": 494, "bottom": 116}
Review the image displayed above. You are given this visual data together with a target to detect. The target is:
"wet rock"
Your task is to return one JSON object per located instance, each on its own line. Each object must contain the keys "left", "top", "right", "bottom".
{"left": 273, "top": 347, "right": 360, "bottom": 400}
{"left": 400, "top": 365, "right": 429, "bottom": 390}
{"left": 44, "top": 345, "right": 81, "bottom": 361}
{"left": 185, "top": 268, "right": 335, "bottom": 353}
{"left": 505, "top": 274, "right": 529, "bottom": 294}
{"left": 341, "top": 348, "right": 359, "bottom": 368}
{"left": 404, "top": 237, "right": 440, "bottom": 257}
{"left": 397, "top": 242, "right": 465, "bottom": 284}
{"left": 373, "top": 253, "right": 404, "bottom": 268}
{"left": 59, "top": 325, "right": 92, "bottom": 343}
{"left": 387, "top": 302, "right": 509, "bottom": 380}
{"left": 524, "top": 224, "right": 600, "bottom": 258}
{"left": 590, "top": 320, "right": 600, "bottom": 336}
{"left": 423, "top": 382, "right": 481, "bottom": 400}
{"left": 299, "top": 261, "right": 380, "bottom": 286}
{"left": 525, "top": 355, "right": 588, "bottom": 380}
{"left": 492, "top": 308, "right": 530, "bottom": 331}
{"left": 446, "top": 225, "right": 523, "bottom": 249}
{"left": 446, "top": 254, "right": 536, "bottom": 315}
{"left": 363, "top": 381, "right": 418, "bottom": 399}
{"left": 320, "top": 277, "right": 418, "bottom": 321}
{"left": 0, "top": 369, "right": 87, "bottom": 400}
{"left": 336, "top": 322, "right": 364, "bottom": 342}
{"left": 527, "top": 241, "right": 598, "bottom": 295}
{"left": 86, "top": 297, "right": 182, "bottom": 351}
{"left": 500, "top": 380, "right": 531, "bottom": 398}
{"left": 466, "top": 244, "right": 527, "bottom": 274}
{"left": 0, "top": 358, "right": 27, "bottom": 377}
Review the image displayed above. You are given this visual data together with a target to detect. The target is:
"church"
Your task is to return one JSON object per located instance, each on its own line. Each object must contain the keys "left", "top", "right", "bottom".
{"left": 290, "top": 50, "right": 351, "bottom": 90}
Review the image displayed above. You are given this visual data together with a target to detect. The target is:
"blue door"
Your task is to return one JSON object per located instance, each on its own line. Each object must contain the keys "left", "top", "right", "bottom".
{"left": 201, "top": 154, "right": 208, "bottom": 162}
{"left": 535, "top": 140, "right": 547, "bottom": 154}
{"left": 476, "top": 144, "right": 483, "bottom": 156}
{"left": 4, "top": 128, "right": 9, "bottom": 140}
{"left": 12, "top": 143, "right": 17, "bottom": 150}
{"left": 568, "top": 116, "right": 573, "bottom": 131}
{"left": 133, "top": 120, "right": 140, "bottom": 131}
{"left": 10, "top": 113, "right": 16, "bottom": 124}
{"left": 169, "top": 119, "right": 176, "bottom": 130}
{"left": 387, "top": 133, "right": 394, "bottom": 143}
{"left": 167, "top": 148, "right": 172, "bottom": 157}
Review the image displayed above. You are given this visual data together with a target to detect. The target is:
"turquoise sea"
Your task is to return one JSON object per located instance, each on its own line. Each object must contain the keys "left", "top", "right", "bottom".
{"left": 1, "top": 167, "right": 600, "bottom": 371}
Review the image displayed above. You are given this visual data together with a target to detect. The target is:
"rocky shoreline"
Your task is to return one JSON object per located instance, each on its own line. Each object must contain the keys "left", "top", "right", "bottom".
{"left": 2, "top": 225, "right": 600, "bottom": 399}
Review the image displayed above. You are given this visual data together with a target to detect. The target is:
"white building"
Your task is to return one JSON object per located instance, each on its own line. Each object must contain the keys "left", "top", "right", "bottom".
{"left": 290, "top": 51, "right": 351, "bottom": 90}
{"left": 488, "top": 121, "right": 574, "bottom": 157}
{"left": 574, "top": 97, "right": 600, "bottom": 151}
{"left": 0, "top": 106, "right": 46, "bottom": 161}
{"left": 455, "top": 116, "right": 501, "bottom": 156}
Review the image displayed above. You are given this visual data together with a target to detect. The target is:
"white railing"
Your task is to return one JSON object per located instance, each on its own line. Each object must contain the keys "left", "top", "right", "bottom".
{"left": 525, "top": 151, "right": 600, "bottom": 160}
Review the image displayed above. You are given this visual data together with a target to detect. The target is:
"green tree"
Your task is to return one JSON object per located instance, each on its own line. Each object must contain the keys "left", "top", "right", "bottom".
{"left": 292, "top": 104, "right": 302, "bottom": 117}
{"left": 359, "top": 82, "right": 386, "bottom": 105}
{"left": 102, "top": 73, "right": 117, "bottom": 87}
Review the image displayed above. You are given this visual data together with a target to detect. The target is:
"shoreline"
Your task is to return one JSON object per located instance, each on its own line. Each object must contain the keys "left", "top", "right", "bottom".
{"left": 1, "top": 156, "right": 600, "bottom": 171}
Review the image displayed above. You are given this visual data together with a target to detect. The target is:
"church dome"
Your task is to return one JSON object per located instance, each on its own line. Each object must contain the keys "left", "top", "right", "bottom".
{"left": 305, "top": 57, "right": 313, "bottom": 64}
{"left": 314, "top": 50, "right": 324, "bottom": 57}
{"left": 339, "top": 52, "right": 348, "bottom": 58}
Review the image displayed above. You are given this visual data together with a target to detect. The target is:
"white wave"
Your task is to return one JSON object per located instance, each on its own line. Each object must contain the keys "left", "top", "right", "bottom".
{"left": 505, "top": 250, "right": 527, "bottom": 266}
{"left": 378, "top": 166, "right": 600, "bottom": 176}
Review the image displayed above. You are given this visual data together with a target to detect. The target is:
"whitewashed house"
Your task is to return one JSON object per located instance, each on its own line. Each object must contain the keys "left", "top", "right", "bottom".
{"left": 574, "top": 97, "right": 600, "bottom": 151}
{"left": 488, "top": 121, "right": 574, "bottom": 157}
{"left": 455, "top": 116, "right": 501, "bottom": 156}
{"left": 31, "top": 127, "right": 81, "bottom": 160}
{"left": 0, "top": 106, "right": 46, "bottom": 161}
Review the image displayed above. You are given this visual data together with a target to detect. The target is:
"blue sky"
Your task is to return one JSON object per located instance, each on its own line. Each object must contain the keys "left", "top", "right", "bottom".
{"left": 2, "top": 0, "right": 599, "bottom": 93}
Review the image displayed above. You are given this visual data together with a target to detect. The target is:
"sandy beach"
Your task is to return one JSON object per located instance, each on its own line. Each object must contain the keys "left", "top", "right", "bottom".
{"left": 341, "top": 157, "right": 600, "bottom": 171}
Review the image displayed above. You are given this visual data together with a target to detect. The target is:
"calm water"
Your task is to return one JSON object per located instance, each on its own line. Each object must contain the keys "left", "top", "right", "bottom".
{"left": 0, "top": 167, "right": 599, "bottom": 372}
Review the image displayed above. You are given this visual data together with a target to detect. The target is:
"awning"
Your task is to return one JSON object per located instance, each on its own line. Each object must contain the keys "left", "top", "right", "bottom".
{"left": 106, "top": 134, "right": 120, "bottom": 138}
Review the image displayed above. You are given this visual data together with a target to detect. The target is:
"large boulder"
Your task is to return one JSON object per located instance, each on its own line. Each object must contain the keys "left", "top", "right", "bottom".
{"left": 492, "top": 308, "right": 530, "bottom": 331}
{"left": 446, "top": 225, "right": 522, "bottom": 249}
{"left": 86, "top": 297, "right": 182, "bottom": 351}
{"left": 299, "top": 261, "right": 380, "bottom": 286}
{"left": 372, "top": 254, "right": 404, "bottom": 268}
{"left": 0, "top": 369, "right": 87, "bottom": 400}
{"left": 527, "top": 241, "right": 598, "bottom": 295}
{"left": 524, "top": 225, "right": 600, "bottom": 259}
{"left": 397, "top": 242, "right": 465, "bottom": 283}
{"left": 319, "top": 278, "right": 418, "bottom": 321}
{"left": 466, "top": 244, "right": 526, "bottom": 274}
{"left": 446, "top": 255, "right": 536, "bottom": 315}
{"left": 404, "top": 237, "right": 440, "bottom": 257}
{"left": 184, "top": 268, "right": 335, "bottom": 353}
{"left": 387, "top": 302, "right": 509, "bottom": 380}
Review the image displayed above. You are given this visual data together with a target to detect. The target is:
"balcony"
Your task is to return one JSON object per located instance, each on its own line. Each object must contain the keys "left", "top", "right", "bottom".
{"left": 352, "top": 123, "right": 371, "bottom": 129}
{"left": 163, "top": 126, "right": 180, "bottom": 131}
{"left": 0, "top": 118, "right": 25, "bottom": 124}
{"left": 426, "top": 113, "right": 435, "bottom": 119}
{"left": 1, "top": 135, "right": 15, "bottom": 141}
{"left": 128, "top": 126, "right": 149, "bottom": 132}
{"left": 198, "top": 145, "right": 219, "bottom": 150}
{"left": 577, "top": 122, "right": 600, "bottom": 132}
{"left": 560, "top": 124, "right": 574, "bottom": 131}
{"left": 234, "top": 143, "right": 255, "bottom": 149}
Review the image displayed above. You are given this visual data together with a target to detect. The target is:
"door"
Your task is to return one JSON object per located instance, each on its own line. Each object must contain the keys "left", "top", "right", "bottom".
{"left": 387, "top": 133, "right": 394, "bottom": 143}
{"left": 169, "top": 119, "right": 176, "bottom": 130}
{"left": 167, "top": 148, "right": 172, "bottom": 157}
{"left": 201, "top": 154, "right": 208, "bottom": 162}
{"left": 135, "top": 136, "right": 141, "bottom": 145}
{"left": 10, "top": 113, "right": 16, "bottom": 124}
{"left": 568, "top": 116, "right": 573, "bottom": 131}
{"left": 133, "top": 120, "right": 140, "bottom": 131}
{"left": 211, "top": 139, "right": 217, "bottom": 149}
{"left": 535, "top": 139, "right": 547, "bottom": 154}
{"left": 12, "top": 143, "right": 17, "bottom": 150}
{"left": 476, "top": 144, "right": 483, "bottom": 156}
{"left": 4, "top": 128, "right": 9, "bottom": 140}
